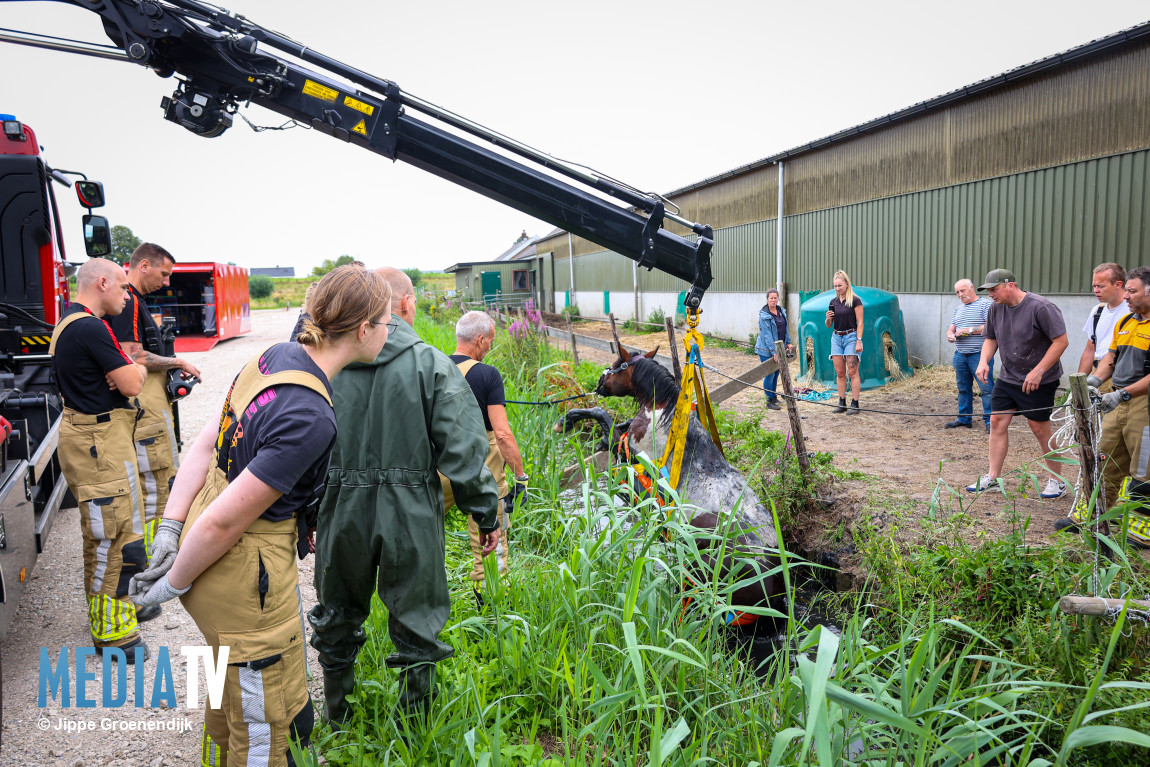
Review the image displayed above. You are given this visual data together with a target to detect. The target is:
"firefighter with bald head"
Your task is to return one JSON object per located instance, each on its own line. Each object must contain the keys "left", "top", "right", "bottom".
{"left": 50, "top": 258, "right": 151, "bottom": 659}
{"left": 107, "top": 243, "right": 201, "bottom": 571}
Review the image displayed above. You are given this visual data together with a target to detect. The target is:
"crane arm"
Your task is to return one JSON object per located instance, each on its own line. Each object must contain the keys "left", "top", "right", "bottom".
{"left": 17, "top": 0, "right": 715, "bottom": 306}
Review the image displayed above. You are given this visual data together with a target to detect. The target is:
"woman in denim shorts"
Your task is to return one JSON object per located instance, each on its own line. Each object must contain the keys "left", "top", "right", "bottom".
{"left": 825, "top": 270, "right": 864, "bottom": 413}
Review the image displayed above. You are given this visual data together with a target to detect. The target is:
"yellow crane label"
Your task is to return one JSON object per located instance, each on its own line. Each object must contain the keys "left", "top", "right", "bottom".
{"left": 343, "top": 96, "right": 375, "bottom": 116}
{"left": 353, "top": 119, "right": 368, "bottom": 135}
{"left": 302, "top": 79, "right": 339, "bottom": 103}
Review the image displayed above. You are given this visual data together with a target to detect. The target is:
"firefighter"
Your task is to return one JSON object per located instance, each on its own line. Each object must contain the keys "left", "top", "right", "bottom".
{"left": 441, "top": 310, "right": 529, "bottom": 601}
{"left": 130, "top": 265, "right": 392, "bottom": 767}
{"left": 107, "top": 243, "right": 201, "bottom": 566}
{"left": 308, "top": 267, "right": 499, "bottom": 727}
{"left": 50, "top": 258, "right": 150, "bottom": 659}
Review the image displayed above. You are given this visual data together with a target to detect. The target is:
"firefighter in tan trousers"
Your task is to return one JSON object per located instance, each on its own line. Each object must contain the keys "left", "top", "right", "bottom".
{"left": 50, "top": 258, "right": 151, "bottom": 659}
{"left": 130, "top": 266, "right": 392, "bottom": 767}
{"left": 438, "top": 309, "right": 528, "bottom": 601}
{"left": 107, "top": 243, "right": 200, "bottom": 561}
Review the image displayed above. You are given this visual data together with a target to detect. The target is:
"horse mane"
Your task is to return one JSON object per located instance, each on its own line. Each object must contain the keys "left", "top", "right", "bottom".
{"left": 628, "top": 355, "right": 680, "bottom": 421}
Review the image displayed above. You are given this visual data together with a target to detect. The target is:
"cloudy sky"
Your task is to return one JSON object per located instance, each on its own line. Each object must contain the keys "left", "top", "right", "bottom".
{"left": 2, "top": 0, "right": 1147, "bottom": 275}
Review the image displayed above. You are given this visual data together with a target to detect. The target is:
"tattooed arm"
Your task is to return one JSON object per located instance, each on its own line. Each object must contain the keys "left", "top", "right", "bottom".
{"left": 124, "top": 341, "right": 202, "bottom": 378}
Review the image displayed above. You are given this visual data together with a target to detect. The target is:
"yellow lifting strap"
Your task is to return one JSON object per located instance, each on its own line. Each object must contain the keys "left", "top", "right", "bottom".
{"left": 658, "top": 308, "right": 724, "bottom": 490}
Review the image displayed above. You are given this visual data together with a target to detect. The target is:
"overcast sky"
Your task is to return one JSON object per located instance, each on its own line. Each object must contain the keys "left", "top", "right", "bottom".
{"left": 2, "top": 0, "right": 1147, "bottom": 275}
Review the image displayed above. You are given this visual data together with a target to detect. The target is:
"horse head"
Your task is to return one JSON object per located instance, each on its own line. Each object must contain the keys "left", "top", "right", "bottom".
{"left": 596, "top": 347, "right": 678, "bottom": 412}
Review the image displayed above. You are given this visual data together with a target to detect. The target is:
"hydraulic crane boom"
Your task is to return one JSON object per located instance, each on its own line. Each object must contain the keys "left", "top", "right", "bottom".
{"left": 4, "top": 0, "right": 714, "bottom": 307}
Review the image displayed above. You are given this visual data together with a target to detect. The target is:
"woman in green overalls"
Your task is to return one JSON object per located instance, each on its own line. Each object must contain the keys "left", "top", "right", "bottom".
{"left": 131, "top": 265, "right": 392, "bottom": 767}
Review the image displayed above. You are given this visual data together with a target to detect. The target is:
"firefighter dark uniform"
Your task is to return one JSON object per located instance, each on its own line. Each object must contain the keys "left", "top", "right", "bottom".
{"left": 178, "top": 344, "right": 335, "bottom": 767}
{"left": 50, "top": 305, "right": 147, "bottom": 651}
{"left": 440, "top": 357, "right": 511, "bottom": 583}
{"left": 107, "top": 283, "right": 180, "bottom": 556}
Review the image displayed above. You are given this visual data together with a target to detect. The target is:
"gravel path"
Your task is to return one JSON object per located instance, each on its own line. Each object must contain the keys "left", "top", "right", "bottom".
{"left": 0, "top": 308, "right": 317, "bottom": 766}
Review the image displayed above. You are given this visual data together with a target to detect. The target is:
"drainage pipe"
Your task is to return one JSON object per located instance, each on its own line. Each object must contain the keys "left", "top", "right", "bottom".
{"left": 776, "top": 160, "right": 785, "bottom": 294}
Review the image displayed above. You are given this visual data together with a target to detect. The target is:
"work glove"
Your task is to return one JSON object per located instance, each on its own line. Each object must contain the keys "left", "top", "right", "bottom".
{"left": 507, "top": 474, "right": 528, "bottom": 513}
{"left": 1086, "top": 375, "right": 1103, "bottom": 389}
{"left": 1099, "top": 390, "right": 1124, "bottom": 414}
{"left": 144, "top": 519, "right": 183, "bottom": 579}
{"left": 131, "top": 572, "right": 191, "bottom": 607}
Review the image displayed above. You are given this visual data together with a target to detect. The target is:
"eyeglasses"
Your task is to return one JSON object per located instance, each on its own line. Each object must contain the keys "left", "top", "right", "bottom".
{"left": 371, "top": 317, "right": 399, "bottom": 332}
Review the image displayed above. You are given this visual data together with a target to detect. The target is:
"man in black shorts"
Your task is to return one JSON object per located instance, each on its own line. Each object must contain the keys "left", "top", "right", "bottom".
{"left": 968, "top": 269, "right": 1069, "bottom": 498}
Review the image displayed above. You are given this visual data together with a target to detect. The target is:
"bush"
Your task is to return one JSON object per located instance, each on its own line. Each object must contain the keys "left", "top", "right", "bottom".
{"left": 249, "top": 274, "right": 274, "bottom": 299}
{"left": 646, "top": 306, "right": 666, "bottom": 327}
{"left": 403, "top": 267, "right": 423, "bottom": 287}
{"left": 561, "top": 304, "right": 580, "bottom": 319}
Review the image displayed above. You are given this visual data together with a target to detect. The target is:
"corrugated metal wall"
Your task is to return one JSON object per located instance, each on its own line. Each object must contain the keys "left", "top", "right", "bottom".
{"left": 786, "top": 148, "right": 1150, "bottom": 294}
{"left": 552, "top": 148, "right": 1149, "bottom": 297}
{"left": 539, "top": 37, "right": 1150, "bottom": 259}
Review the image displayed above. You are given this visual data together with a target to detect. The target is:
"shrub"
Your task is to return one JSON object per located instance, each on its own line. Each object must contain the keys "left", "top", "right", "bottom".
{"left": 561, "top": 303, "right": 580, "bottom": 319}
{"left": 249, "top": 274, "right": 274, "bottom": 299}
{"left": 646, "top": 306, "right": 666, "bottom": 327}
{"left": 403, "top": 267, "right": 423, "bottom": 287}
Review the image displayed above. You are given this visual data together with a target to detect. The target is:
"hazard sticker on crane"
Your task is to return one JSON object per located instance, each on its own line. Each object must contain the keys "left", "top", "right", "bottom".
{"left": 343, "top": 96, "right": 375, "bottom": 116}
{"left": 302, "top": 79, "right": 339, "bottom": 103}
{"left": 353, "top": 119, "right": 368, "bottom": 136}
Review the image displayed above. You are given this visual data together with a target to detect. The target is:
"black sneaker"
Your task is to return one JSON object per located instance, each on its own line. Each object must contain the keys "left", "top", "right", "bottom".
{"left": 136, "top": 604, "right": 162, "bottom": 623}
{"left": 944, "top": 419, "right": 972, "bottom": 429}
{"left": 766, "top": 400, "right": 782, "bottom": 411}
{"left": 1054, "top": 518, "right": 1080, "bottom": 533}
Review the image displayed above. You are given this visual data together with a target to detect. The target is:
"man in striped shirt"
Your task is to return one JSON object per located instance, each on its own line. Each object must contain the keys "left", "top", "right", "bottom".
{"left": 946, "top": 279, "right": 995, "bottom": 432}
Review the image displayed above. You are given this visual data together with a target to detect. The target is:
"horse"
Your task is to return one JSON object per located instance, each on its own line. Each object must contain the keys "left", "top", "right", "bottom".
{"left": 560, "top": 347, "right": 785, "bottom": 627}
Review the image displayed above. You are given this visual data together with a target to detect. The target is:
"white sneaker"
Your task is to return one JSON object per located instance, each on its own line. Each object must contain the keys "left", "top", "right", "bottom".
{"left": 966, "top": 475, "right": 1001, "bottom": 493}
{"left": 1041, "top": 479, "right": 1067, "bottom": 499}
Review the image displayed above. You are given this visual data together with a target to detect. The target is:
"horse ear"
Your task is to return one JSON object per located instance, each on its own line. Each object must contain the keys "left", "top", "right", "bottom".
{"left": 643, "top": 346, "right": 660, "bottom": 359}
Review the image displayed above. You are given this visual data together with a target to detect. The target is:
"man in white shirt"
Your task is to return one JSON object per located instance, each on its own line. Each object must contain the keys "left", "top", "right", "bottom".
{"left": 1077, "top": 263, "right": 1129, "bottom": 393}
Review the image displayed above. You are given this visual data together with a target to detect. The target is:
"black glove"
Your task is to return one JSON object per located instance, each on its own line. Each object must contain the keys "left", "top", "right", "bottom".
{"left": 507, "top": 474, "right": 528, "bottom": 513}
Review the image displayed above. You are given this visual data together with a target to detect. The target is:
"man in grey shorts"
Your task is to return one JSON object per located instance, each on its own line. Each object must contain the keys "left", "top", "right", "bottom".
{"left": 967, "top": 269, "right": 1069, "bottom": 498}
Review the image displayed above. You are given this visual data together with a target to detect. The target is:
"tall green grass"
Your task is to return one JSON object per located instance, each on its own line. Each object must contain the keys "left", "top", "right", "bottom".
{"left": 294, "top": 315, "right": 1150, "bottom": 767}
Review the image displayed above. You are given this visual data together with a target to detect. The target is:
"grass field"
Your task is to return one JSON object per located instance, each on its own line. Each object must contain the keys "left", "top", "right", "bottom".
{"left": 249, "top": 270, "right": 453, "bottom": 310}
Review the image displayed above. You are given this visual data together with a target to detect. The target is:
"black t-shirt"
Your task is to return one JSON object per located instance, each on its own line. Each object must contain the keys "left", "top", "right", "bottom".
{"left": 830, "top": 296, "right": 863, "bottom": 332}
{"left": 52, "top": 304, "right": 135, "bottom": 414}
{"left": 450, "top": 354, "right": 505, "bottom": 432}
{"left": 106, "top": 283, "right": 162, "bottom": 354}
{"left": 217, "top": 343, "right": 337, "bottom": 522}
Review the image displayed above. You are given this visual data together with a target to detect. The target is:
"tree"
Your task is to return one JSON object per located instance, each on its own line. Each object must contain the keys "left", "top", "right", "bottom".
{"left": 403, "top": 267, "right": 423, "bottom": 288}
{"left": 310, "top": 254, "right": 356, "bottom": 278}
{"left": 249, "top": 274, "right": 275, "bottom": 299}
{"left": 110, "top": 225, "right": 142, "bottom": 266}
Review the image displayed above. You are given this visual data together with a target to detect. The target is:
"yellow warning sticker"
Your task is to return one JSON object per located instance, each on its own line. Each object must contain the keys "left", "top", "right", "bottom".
{"left": 302, "top": 79, "right": 338, "bottom": 103}
{"left": 344, "top": 96, "right": 375, "bottom": 116}
{"left": 353, "top": 119, "right": 368, "bottom": 136}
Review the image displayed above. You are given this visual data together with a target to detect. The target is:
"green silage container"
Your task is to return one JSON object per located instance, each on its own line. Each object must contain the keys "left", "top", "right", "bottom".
{"left": 798, "top": 286, "right": 913, "bottom": 390}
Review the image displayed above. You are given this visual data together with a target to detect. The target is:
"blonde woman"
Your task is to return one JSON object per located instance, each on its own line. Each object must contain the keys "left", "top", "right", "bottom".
{"left": 130, "top": 265, "right": 393, "bottom": 767}
{"left": 824, "top": 270, "right": 863, "bottom": 413}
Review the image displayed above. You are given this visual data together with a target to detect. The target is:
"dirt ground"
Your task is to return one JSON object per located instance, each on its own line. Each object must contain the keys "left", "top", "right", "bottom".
{"left": 555, "top": 317, "right": 1077, "bottom": 549}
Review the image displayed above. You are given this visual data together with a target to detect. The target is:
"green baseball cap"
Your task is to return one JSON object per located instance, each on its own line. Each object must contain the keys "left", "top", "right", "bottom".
{"left": 977, "top": 268, "right": 1016, "bottom": 291}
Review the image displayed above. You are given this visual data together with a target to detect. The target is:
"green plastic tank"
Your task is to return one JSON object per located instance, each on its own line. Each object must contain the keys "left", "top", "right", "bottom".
{"left": 797, "top": 286, "right": 914, "bottom": 390}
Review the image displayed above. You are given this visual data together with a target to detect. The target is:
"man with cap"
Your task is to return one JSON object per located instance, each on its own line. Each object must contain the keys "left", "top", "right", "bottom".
{"left": 967, "top": 269, "right": 1069, "bottom": 498}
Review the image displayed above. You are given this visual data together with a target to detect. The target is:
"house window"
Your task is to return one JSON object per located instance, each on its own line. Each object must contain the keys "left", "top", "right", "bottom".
{"left": 512, "top": 269, "right": 529, "bottom": 291}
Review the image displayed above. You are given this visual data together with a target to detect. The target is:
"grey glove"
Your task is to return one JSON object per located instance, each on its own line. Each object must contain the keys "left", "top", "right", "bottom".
{"left": 1087, "top": 375, "right": 1103, "bottom": 389}
{"left": 131, "top": 571, "right": 191, "bottom": 607}
{"left": 145, "top": 519, "right": 183, "bottom": 577}
{"left": 1099, "top": 390, "right": 1124, "bottom": 414}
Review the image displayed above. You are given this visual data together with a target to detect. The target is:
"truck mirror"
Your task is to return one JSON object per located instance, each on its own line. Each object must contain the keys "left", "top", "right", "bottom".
{"left": 75, "top": 180, "right": 105, "bottom": 209}
{"left": 82, "top": 214, "right": 112, "bottom": 257}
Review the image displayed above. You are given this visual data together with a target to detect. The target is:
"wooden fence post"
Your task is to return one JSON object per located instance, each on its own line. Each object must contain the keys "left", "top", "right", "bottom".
{"left": 608, "top": 312, "right": 622, "bottom": 357}
{"left": 1069, "top": 374, "right": 1108, "bottom": 536}
{"left": 665, "top": 318, "right": 682, "bottom": 383}
{"left": 566, "top": 315, "right": 580, "bottom": 366}
{"left": 776, "top": 340, "right": 810, "bottom": 478}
